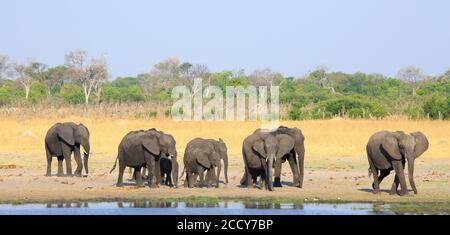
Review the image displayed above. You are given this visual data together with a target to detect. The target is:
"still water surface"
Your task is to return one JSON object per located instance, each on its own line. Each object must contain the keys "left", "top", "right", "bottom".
{"left": 0, "top": 201, "right": 394, "bottom": 215}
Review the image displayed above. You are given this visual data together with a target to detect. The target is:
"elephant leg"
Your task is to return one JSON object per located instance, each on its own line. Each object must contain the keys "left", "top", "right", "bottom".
{"left": 245, "top": 167, "right": 254, "bottom": 189}
{"left": 378, "top": 169, "right": 390, "bottom": 184}
{"left": 273, "top": 158, "right": 283, "bottom": 187}
{"left": 116, "top": 161, "right": 126, "bottom": 187}
{"left": 61, "top": 145, "right": 73, "bottom": 176}
{"left": 135, "top": 167, "right": 144, "bottom": 187}
{"left": 205, "top": 170, "right": 212, "bottom": 188}
{"left": 45, "top": 146, "right": 52, "bottom": 176}
{"left": 166, "top": 171, "right": 173, "bottom": 187}
{"left": 258, "top": 175, "right": 265, "bottom": 189}
{"left": 57, "top": 156, "right": 64, "bottom": 177}
{"left": 288, "top": 154, "right": 301, "bottom": 187}
{"left": 368, "top": 158, "right": 380, "bottom": 193}
{"left": 187, "top": 173, "right": 194, "bottom": 188}
{"left": 392, "top": 160, "right": 408, "bottom": 196}
{"left": 73, "top": 146, "right": 83, "bottom": 177}
{"left": 155, "top": 158, "right": 161, "bottom": 186}
{"left": 146, "top": 157, "right": 158, "bottom": 188}
{"left": 142, "top": 167, "right": 147, "bottom": 180}
{"left": 199, "top": 172, "right": 205, "bottom": 188}
{"left": 390, "top": 175, "right": 400, "bottom": 195}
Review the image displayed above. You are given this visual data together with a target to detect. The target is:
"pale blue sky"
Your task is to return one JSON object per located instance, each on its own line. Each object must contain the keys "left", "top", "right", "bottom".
{"left": 1, "top": 0, "right": 449, "bottom": 78}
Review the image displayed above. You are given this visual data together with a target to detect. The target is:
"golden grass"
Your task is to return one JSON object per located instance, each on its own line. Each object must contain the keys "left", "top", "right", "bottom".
{"left": 0, "top": 117, "right": 448, "bottom": 160}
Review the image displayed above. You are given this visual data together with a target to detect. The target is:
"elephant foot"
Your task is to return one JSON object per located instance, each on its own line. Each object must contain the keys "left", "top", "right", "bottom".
{"left": 273, "top": 178, "right": 282, "bottom": 188}
{"left": 398, "top": 190, "right": 408, "bottom": 196}
{"left": 116, "top": 183, "right": 124, "bottom": 187}
{"left": 150, "top": 184, "right": 159, "bottom": 189}
{"left": 373, "top": 189, "right": 381, "bottom": 194}
{"left": 74, "top": 174, "right": 82, "bottom": 177}
{"left": 45, "top": 173, "right": 52, "bottom": 177}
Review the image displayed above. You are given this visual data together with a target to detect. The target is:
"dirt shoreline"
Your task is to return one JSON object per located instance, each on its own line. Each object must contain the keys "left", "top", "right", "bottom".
{"left": 1, "top": 155, "right": 449, "bottom": 205}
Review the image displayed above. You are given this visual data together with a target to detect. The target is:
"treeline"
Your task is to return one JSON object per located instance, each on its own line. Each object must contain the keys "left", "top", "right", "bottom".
{"left": 0, "top": 52, "right": 449, "bottom": 120}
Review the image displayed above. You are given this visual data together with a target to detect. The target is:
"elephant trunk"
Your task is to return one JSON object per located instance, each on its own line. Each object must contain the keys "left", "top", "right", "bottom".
{"left": 83, "top": 143, "right": 90, "bottom": 175}
{"left": 223, "top": 155, "right": 228, "bottom": 184}
{"left": 295, "top": 146, "right": 305, "bottom": 188}
{"left": 172, "top": 158, "right": 179, "bottom": 188}
{"left": 216, "top": 162, "right": 221, "bottom": 188}
{"left": 407, "top": 158, "right": 417, "bottom": 194}
{"left": 266, "top": 155, "right": 274, "bottom": 191}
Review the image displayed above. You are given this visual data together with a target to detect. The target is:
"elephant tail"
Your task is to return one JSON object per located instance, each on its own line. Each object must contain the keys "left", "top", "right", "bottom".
{"left": 368, "top": 168, "right": 372, "bottom": 177}
{"left": 109, "top": 155, "right": 119, "bottom": 174}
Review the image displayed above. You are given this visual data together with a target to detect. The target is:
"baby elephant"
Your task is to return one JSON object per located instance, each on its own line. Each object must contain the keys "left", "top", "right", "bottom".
{"left": 366, "top": 130, "right": 429, "bottom": 196}
{"left": 182, "top": 138, "right": 227, "bottom": 188}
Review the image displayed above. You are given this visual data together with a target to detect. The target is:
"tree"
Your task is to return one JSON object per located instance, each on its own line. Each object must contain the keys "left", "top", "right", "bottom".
{"left": 397, "top": 66, "right": 426, "bottom": 96}
{"left": 8, "top": 61, "right": 34, "bottom": 100}
{"left": 249, "top": 68, "right": 283, "bottom": 87}
{"left": 0, "top": 54, "right": 8, "bottom": 80}
{"left": 65, "top": 50, "right": 108, "bottom": 104}
{"left": 45, "top": 66, "right": 68, "bottom": 95}
{"left": 25, "top": 61, "right": 50, "bottom": 97}
{"left": 309, "top": 65, "right": 336, "bottom": 94}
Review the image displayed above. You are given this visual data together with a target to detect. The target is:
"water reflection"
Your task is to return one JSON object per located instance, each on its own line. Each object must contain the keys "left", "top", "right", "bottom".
{"left": 113, "top": 200, "right": 305, "bottom": 209}
{"left": 117, "top": 201, "right": 180, "bottom": 208}
{"left": 46, "top": 202, "right": 88, "bottom": 208}
{"left": 244, "top": 202, "right": 304, "bottom": 209}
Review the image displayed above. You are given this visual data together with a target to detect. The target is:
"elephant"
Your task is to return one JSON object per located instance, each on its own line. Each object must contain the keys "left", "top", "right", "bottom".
{"left": 110, "top": 128, "right": 178, "bottom": 188}
{"left": 160, "top": 157, "right": 178, "bottom": 187}
{"left": 271, "top": 126, "right": 305, "bottom": 188}
{"left": 182, "top": 138, "right": 225, "bottom": 188}
{"left": 44, "top": 122, "right": 90, "bottom": 177}
{"left": 240, "top": 126, "right": 305, "bottom": 190}
{"left": 366, "top": 130, "right": 429, "bottom": 196}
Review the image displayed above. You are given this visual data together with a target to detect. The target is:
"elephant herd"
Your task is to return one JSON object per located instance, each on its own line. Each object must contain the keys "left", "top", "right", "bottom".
{"left": 44, "top": 122, "right": 429, "bottom": 196}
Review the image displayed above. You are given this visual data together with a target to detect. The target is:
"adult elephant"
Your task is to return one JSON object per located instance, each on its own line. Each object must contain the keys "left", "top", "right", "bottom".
{"left": 240, "top": 129, "right": 295, "bottom": 191}
{"left": 149, "top": 129, "right": 179, "bottom": 187}
{"left": 45, "top": 122, "right": 90, "bottom": 177}
{"left": 182, "top": 138, "right": 224, "bottom": 188}
{"left": 271, "top": 126, "right": 305, "bottom": 188}
{"left": 366, "top": 130, "right": 429, "bottom": 196}
{"left": 110, "top": 128, "right": 178, "bottom": 188}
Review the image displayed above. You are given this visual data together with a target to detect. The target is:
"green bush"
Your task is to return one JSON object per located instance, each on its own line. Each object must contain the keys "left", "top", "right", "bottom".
{"left": 28, "top": 82, "right": 46, "bottom": 104}
{"left": 59, "top": 83, "right": 84, "bottom": 104}
{"left": 423, "top": 94, "right": 449, "bottom": 119}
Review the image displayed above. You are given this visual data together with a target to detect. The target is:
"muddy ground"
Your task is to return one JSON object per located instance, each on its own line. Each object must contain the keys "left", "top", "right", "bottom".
{"left": 1, "top": 152, "right": 449, "bottom": 204}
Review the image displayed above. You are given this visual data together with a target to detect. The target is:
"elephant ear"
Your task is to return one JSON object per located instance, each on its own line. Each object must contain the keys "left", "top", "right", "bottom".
{"left": 276, "top": 134, "right": 295, "bottom": 158}
{"left": 56, "top": 124, "right": 75, "bottom": 146}
{"left": 196, "top": 152, "right": 212, "bottom": 169}
{"left": 252, "top": 139, "right": 266, "bottom": 159}
{"left": 381, "top": 134, "right": 402, "bottom": 160}
{"left": 411, "top": 132, "right": 429, "bottom": 159}
{"left": 210, "top": 151, "right": 221, "bottom": 166}
{"left": 142, "top": 135, "right": 160, "bottom": 156}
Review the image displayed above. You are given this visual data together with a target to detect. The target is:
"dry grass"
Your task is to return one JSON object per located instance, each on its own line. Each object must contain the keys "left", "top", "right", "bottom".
{"left": 0, "top": 117, "right": 448, "bottom": 159}
{"left": 0, "top": 116, "right": 449, "bottom": 203}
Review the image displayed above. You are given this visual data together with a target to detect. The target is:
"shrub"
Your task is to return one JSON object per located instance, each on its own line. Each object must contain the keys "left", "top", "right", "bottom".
{"left": 58, "top": 84, "right": 84, "bottom": 104}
